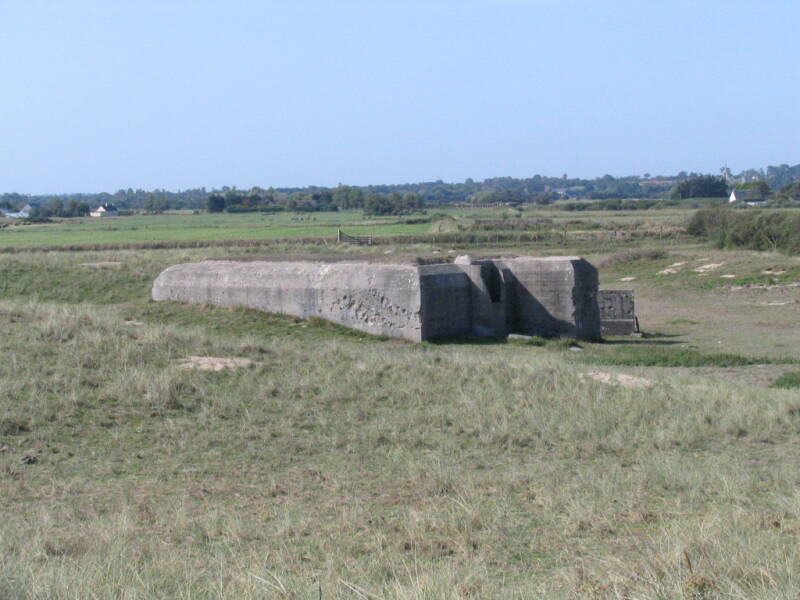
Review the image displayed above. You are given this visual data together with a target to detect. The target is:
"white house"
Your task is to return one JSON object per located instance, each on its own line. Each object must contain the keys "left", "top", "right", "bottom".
{"left": 2, "top": 203, "right": 39, "bottom": 218}
{"left": 729, "top": 189, "right": 767, "bottom": 206}
{"left": 90, "top": 203, "right": 119, "bottom": 217}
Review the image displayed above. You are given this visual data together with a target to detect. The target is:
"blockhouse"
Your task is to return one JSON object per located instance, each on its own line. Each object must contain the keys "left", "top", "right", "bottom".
{"left": 152, "top": 255, "right": 602, "bottom": 342}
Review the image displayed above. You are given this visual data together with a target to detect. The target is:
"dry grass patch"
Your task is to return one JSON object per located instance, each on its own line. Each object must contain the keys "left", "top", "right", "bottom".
{"left": 3, "top": 298, "right": 800, "bottom": 597}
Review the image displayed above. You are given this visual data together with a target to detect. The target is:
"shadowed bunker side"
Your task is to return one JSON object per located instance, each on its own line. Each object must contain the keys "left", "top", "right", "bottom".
{"left": 152, "top": 255, "right": 601, "bottom": 341}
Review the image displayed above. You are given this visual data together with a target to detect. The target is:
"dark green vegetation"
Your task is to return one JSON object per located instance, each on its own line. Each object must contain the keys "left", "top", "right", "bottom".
{"left": 771, "top": 372, "right": 800, "bottom": 389}
{"left": 208, "top": 188, "right": 425, "bottom": 216}
{"left": 561, "top": 196, "right": 727, "bottom": 212}
{"left": 581, "top": 345, "right": 795, "bottom": 368}
{"left": 668, "top": 175, "right": 728, "bottom": 200}
{"left": 688, "top": 208, "right": 800, "bottom": 254}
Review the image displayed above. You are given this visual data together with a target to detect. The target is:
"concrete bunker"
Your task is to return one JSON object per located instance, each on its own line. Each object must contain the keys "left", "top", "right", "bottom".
{"left": 152, "top": 255, "right": 602, "bottom": 342}
{"left": 598, "top": 290, "right": 638, "bottom": 336}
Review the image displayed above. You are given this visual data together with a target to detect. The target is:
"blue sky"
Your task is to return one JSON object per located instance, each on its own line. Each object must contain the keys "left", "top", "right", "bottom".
{"left": 1, "top": 0, "right": 798, "bottom": 192}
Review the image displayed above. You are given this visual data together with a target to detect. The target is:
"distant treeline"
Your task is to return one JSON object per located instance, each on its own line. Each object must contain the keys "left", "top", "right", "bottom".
{"left": 2, "top": 163, "right": 800, "bottom": 214}
{"left": 0, "top": 189, "right": 209, "bottom": 213}
{"left": 688, "top": 208, "right": 800, "bottom": 254}
{"left": 207, "top": 188, "right": 424, "bottom": 216}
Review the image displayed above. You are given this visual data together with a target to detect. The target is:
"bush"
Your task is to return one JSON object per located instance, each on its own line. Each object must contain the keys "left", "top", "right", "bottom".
{"left": 560, "top": 197, "right": 725, "bottom": 212}
{"left": 687, "top": 208, "right": 800, "bottom": 254}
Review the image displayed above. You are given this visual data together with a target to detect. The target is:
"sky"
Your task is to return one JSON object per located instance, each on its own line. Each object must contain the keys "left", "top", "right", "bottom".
{"left": 1, "top": 0, "right": 799, "bottom": 193}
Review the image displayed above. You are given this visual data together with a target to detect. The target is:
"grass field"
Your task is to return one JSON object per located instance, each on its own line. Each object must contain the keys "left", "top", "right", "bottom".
{"left": 0, "top": 207, "right": 690, "bottom": 249}
{"left": 0, "top": 211, "right": 436, "bottom": 248}
{"left": 3, "top": 208, "right": 800, "bottom": 598}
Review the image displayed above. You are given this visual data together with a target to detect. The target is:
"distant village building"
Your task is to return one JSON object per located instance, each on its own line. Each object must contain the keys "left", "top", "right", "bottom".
{"left": 721, "top": 166, "right": 736, "bottom": 185}
{"left": 721, "top": 166, "right": 764, "bottom": 186}
{"left": 90, "top": 203, "right": 118, "bottom": 217}
{"left": 729, "top": 189, "right": 749, "bottom": 203}
{"left": 1, "top": 203, "right": 39, "bottom": 218}
{"left": 729, "top": 189, "right": 766, "bottom": 206}
{"left": 19, "top": 203, "right": 38, "bottom": 217}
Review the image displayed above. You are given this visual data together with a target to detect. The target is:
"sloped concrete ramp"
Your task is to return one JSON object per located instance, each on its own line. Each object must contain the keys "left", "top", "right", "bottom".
{"left": 152, "top": 260, "right": 425, "bottom": 340}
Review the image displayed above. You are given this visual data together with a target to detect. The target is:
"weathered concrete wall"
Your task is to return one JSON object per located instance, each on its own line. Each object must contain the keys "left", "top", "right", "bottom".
{"left": 416, "top": 260, "right": 510, "bottom": 340}
{"left": 417, "top": 264, "right": 472, "bottom": 340}
{"left": 152, "top": 260, "right": 425, "bottom": 341}
{"left": 598, "top": 290, "right": 637, "bottom": 336}
{"left": 467, "top": 262, "right": 509, "bottom": 338}
{"left": 499, "top": 257, "right": 601, "bottom": 340}
{"left": 152, "top": 255, "right": 602, "bottom": 342}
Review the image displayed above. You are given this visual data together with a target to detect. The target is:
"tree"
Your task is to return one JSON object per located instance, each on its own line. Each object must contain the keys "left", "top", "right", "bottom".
{"left": 777, "top": 182, "right": 800, "bottom": 202}
{"left": 403, "top": 192, "right": 423, "bottom": 210}
{"left": 207, "top": 194, "right": 226, "bottom": 213}
{"left": 65, "top": 199, "right": 79, "bottom": 217}
{"left": 47, "top": 199, "right": 64, "bottom": 217}
{"left": 144, "top": 197, "right": 169, "bottom": 213}
{"left": 669, "top": 176, "right": 728, "bottom": 200}
{"left": 738, "top": 180, "right": 771, "bottom": 199}
{"left": 363, "top": 193, "right": 390, "bottom": 216}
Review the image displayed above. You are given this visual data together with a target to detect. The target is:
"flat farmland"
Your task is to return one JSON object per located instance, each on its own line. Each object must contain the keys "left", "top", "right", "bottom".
{"left": 0, "top": 206, "right": 696, "bottom": 250}
{"left": 0, "top": 211, "right": 433, "bottom": 248}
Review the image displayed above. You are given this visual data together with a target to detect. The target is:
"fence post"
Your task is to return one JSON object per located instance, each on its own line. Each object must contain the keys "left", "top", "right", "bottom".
{"left": 337, "top": 228, "right": 341, "bottom": 243}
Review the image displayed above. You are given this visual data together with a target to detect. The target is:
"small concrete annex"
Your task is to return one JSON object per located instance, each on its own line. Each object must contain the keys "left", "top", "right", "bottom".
{"left": 152, "top": 255, "right": 602, "bottom": 342}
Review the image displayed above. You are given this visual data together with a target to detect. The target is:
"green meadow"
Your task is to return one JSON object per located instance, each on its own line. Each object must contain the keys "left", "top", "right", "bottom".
{"left": 0, "top": 211, "right": 438, "bottom": 248}
{"left": 0, "top": 206, "right": 692, "bottom": 249}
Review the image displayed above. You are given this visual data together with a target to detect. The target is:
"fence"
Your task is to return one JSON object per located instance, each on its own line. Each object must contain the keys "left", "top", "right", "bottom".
{"left": 337, "top": 229, "right": 373, "bottom": 246}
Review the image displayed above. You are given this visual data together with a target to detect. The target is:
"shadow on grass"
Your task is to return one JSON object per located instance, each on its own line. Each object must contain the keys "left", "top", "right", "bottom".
{"left": 600, "top": 332, "right": 684, "bottom": 346}
{"left": 426, "top": 336, "right": 509, "bottom": 346}
{"left": 426, "top": 335, "right": 578, "bottom": 351}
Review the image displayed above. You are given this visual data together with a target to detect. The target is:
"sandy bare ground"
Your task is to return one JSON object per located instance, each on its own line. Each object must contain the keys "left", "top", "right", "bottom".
{"left": 693, "top": 262, "right": 724, "bottom": 273}
{"left": 78, "top": 261, "right": 123, "bottom": 268}
{"left": 635, "top": 282, "right": 800, "bottom": 362}
{"left": 178, "top": 356, "right": 254, "bottom": 371}
{"left": 583, "top": 371, "right": 652, "bottom": 388}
